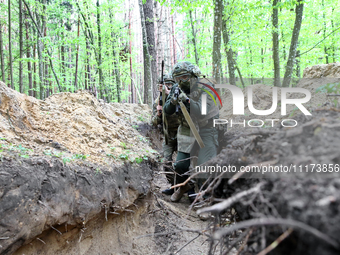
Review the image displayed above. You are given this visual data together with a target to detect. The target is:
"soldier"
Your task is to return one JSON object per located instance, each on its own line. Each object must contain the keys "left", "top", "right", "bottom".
{"left": 163, "top": 61, "right": 219, "bottom": 202}
{"left": 151, "top": 74, "right": 180, "bottom": 195}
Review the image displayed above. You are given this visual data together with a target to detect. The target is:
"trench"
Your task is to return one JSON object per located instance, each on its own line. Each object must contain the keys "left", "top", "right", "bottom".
{"left": 2, "top": 124, "right": 216, "bottom": 255}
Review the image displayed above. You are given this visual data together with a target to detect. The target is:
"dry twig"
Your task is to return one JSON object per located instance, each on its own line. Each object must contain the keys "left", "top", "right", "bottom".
{"left": 258, "top": 228, "right": 293, "bottom": 255}
{"left": 214, "top": 218, "right": 339, "bottom": 250}
{"left": 197, "top": 183, "right": 264, "bottom": 215}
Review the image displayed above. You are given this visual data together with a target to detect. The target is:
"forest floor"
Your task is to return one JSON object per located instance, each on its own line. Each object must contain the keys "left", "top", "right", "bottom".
{"left": 1, "top": 62, "right": 340, "bottom": 255}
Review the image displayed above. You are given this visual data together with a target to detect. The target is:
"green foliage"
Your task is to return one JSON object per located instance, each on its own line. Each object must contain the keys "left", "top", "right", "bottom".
{"left": 119, "top": 154, "right": 129, "bottom": 160}
{"left": 62, "top": 157, "right": 72, "bottom": 164}
{"left": 134, "top": 155, "right": 149, "bottom": 164}
{"left": 95, "top": 168, "right": 102, "bottom": 175}
{"left": 2, "top": 0, "right": 340, "bottom": 101}
{"left": 316, "top": 83, "right": 340, "bottom": 94}
{"left": 120, "top": 142, "right": 127, "bottom": 149}
{"left": 316, "top": 83, "right": 340, "bottom": 107}
{"left": 72, "top": 154, "right": 88, "bottom": 160}
{"left": 137, "top": 115, "right": 146, "bottom": 122}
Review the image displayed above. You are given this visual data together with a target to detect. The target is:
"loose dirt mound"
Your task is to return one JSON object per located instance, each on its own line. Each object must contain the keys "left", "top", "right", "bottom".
{"left": 0, "top": 82, "right": 156, "bottom": 165}
{"left": 303, "top": 62, "right": 340, "bottom": 78}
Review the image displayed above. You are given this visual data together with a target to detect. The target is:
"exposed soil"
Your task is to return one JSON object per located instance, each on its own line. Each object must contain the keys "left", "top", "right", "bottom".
{"left": 198, "top": 63, "right": 340, "bottom": 254}
{"left": 0, "top": 83, "right": 157, "bottom": 165}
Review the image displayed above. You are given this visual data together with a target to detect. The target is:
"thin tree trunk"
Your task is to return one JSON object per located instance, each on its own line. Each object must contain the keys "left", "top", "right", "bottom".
{"left": 8, "top": 0, "right": 14, "bottom": 89}
{"left": 35, "top": 6, "right": 45, "bottom": 99}
{"left": 143, "top": 0, "right": 157, "bottom": 100}
{"left": 222, "top": 4, "right": 236, "bottom": 86}
{"left": 282, "top": 0, "right": 304, "bottom": 87}
{"left": 212, "top": 0, "right": 223, "bottom": 83}
{"left": 129, "top": 0, "right": 134, "bottom": 103}
{"left": 25, "top": 10, "right": 33, "bottom": 96}
{"left": 331, "top": 8, "right": 335, "bottom": 62}
{"left": 85, "top": 39, "right": 90, "bottom": 90}
{"left": 139, "top": 0, "right": 153, "bottom": 106}
{"left": 272, "top": 0, "right": 280, "bottom": 87}
{"left": 261, "top": 39, "right": 264, "bottom": 84}
{"left": 189, "top": 10, "right": 199, "bottom": 66}
{"left": 322, "top": 0, "right": 328, "bottom": 64}
{"left": 0, "top": 17, "right": 5, "bottom": 82}
{"left": 235, "top": 64, "right": 245, "bottom": 88}
{"left": 113, "top": 52, "right": 121, "bottom": 102}
{"left": 19, "top": 0, "right": 24, "bottom": 92}
{"left": 44, "top": 27, "right": 49, "bottom": 97}
{"left": 61, "top": 31, "right": 66, "bottom": 87}
{"left": 96, "top": 0, "right": 103, "bottom": 99}
{"left": 171, "top": 13, "right": 176, "bottom": 64}
{"left": 68, "top": 46, "right": 72, "bottom": 91}
{"left": 74, "top": 15, "right": 80, "bottom": 89}
{"left": 296, "top": 49, "right": 300, "bottom": 78}
{"left": 282, "top": 31, "right": 286, "bottom": 60}
{"left": 33, "top": 43, "right": 37, "bottom": 98}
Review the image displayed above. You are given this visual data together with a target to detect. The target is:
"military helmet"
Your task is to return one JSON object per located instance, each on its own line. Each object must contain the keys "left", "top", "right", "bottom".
{"left": 159, "top": 73, "right": 175, "bottom": 84}
{"left": 163, "top": 74, "right": 175, "bottom": 84}
{"left": 171, "top": 61, "right": 201, "bottom": 78}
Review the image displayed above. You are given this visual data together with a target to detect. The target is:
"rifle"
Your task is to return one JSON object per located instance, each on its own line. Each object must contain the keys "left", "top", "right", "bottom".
{"left": 159, "top": 60, "right": 164, "bottom": 109}
{"left": 173, "top": 86, "right": 205, "bottom": 148}
{"left": 160, "top": 60, "right": 169, "bottom": 145}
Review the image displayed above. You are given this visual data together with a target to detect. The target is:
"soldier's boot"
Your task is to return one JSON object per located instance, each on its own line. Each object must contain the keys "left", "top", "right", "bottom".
{"left": 170, "top": 183, "right": 191, "bottom": 202}
{"left": 161, "top": 188, "right": 174, "bottom": 195}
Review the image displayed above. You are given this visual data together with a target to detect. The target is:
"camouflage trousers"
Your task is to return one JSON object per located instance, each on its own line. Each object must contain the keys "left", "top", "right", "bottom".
{"left": 173, "top": 127, "right": 218, "bottom": 185}
{"left": 163, "top": 136, "right": 177, "bottom": 185}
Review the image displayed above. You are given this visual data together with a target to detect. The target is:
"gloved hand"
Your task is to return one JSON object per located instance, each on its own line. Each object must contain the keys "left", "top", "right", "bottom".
{"left": 178, "top": 92, "right": 188, "bottom": 102}
{"left": 171, "top": 95, "right": 178, "bottom": 105}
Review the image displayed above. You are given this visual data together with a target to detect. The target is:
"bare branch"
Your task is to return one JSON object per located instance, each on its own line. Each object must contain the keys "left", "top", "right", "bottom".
{"left": 197, "top": 183, "right": 264, "bottom": 215}
{"left": 258, "top": 228, "right": 293, "bottom": 255}
{"left": 214, "top": 217, "right": 339, "bottom": 250}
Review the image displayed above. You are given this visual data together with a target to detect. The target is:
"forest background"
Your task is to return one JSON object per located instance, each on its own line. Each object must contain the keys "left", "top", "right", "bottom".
{"left": 0, "top": 0, "right": 339, "bottom": 106}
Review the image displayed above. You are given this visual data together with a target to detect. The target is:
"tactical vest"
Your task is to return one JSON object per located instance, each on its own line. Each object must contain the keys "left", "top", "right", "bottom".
{"left": 179, "top": 78, "right": 219, "bottom": 129}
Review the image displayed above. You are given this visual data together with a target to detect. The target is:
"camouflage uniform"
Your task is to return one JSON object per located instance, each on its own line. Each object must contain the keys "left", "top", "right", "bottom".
{"left": 163, "top": 62, "right": 219, "bottom": 202}
{"left": 151, "top": 75, "right": 179, "bottom": 186}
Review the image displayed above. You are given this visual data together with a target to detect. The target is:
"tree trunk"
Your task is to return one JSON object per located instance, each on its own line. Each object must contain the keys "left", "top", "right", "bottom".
{"left": 35, "top": 8, "right": 45, "bottom": 99}
{"left": 68, "top": 46, "right": 72, "bottom": 92}
{"left": 331, "top": 8, "right": 335, "bottom": 63}
{"left": 322, "top": 0, "right": 328, "bottom": 64}
{"left": 0, "top": 17, "right": 5, "bottom": 82}
{"left": 25, "top": 11, "right": 33, "bottom": 96}
{"left": 272, "top": 0, "right": 281, "bottom": 87}
{"left": 96, "top": 0, "right": 103, "bottom": 99}
{"left": 282, "top": 0, "right": 304, "bottom": 87}
{"left": 19, "top": 0, "right": 23, "bottom": 92}
{"left": 171, "top": 13, "right": 176, "bottom": 64}
{"left": 61, "top": 31, "right": 66, "bottom": 87}
{"left": 44, "top": 27, "right": 49, "bottom": 97}
{"left": 8, "top": 0, "right": 14, "bottom": 89}
{"left": 74, "top": 15, "right": 80, "bottom": 89}
{"left": 222, "top": 4, "right": 236, "bottom": 86}
{"left": 139, "top": 0, "right": 153, "bottom": 106}
{"left": 85, "top": 39, "right": 91, "bottom": 90}
{"left": 189, "top": 10, "right": 199, "bottom": 66}
{"left": 296, "top": 49, "right": 300, "bottom": 78}
{"left": 113, "top": 50, "right": 121, "bottom": 103}
{"left": 282, "top": 31, "right": 286, "bottom": 60}
{"left": 129, "top": 1, "right": 134, "bottom": 103}
{"left": 212, "top": 0, "right": 223, "bottom": 83}
{"left": 33, "top": 43, "right": 37, "bottom": 98}
{"left": 143, "top": 0, "right": 157, "bottom": 100}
